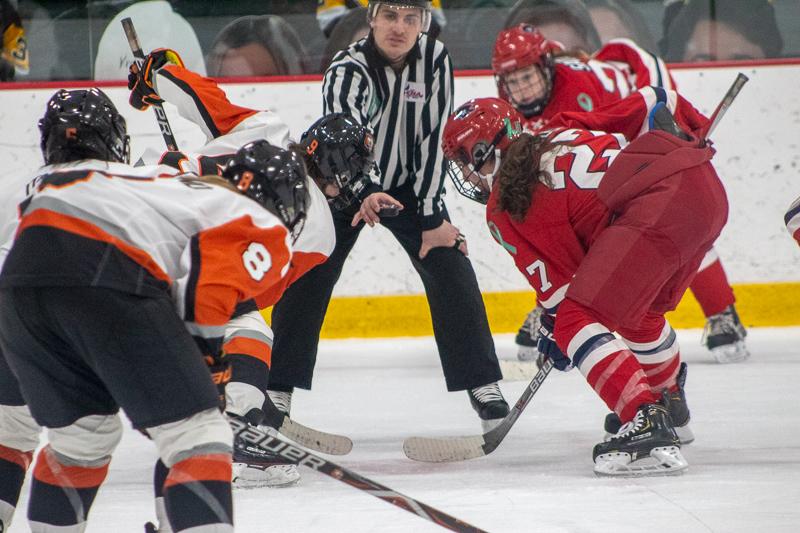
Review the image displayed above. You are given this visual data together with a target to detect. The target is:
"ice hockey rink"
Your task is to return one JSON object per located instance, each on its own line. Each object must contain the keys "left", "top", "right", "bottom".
{"left": 6, "top": 327, "right": 799, "bottom": 533}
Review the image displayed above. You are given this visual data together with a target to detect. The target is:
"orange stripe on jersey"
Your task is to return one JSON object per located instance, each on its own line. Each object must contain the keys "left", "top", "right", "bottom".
{"left": 164, "top": 453, "right": 232, "bottom": 488}
{"left": 32, "top": 446, "right": 109, "bottom": 488}
{"left": 161, "top": 65, "right": 258, "bottom": 136}
{"left": 223, "top": 337, "right": 272, "bottom": 366}
{"left": 192, "top": 216, "right": 291, "bottom": 326}
{"left": 0, "top": 445, "right": 33, "bottom": 470}
{"left": 254, "top": 250, "right": 329, "bottom": 309}
{"left": 18, "top": 208, "right": 171, "bottom": 284}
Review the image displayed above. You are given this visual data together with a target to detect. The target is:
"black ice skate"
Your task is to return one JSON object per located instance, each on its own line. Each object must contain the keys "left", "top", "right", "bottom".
{"left": 232, "top": 431, "right": 300, "bottom": 488}
{"left": 604, "top": 362, "right": 694, "bottom": 444}
{"left": 515, "top": 305, "right": 543, "bottom": 362}
{"left": 702, "top": 304, "right": 750, "bottom": 363}
{"left": 468, "top": 382, "right": 509, "bottom": 432}
{"left": 232, "top": 393, "right": 299, "bottom": 488}
{"left": 593, "top": 403, "right": 687, "bottom": 477}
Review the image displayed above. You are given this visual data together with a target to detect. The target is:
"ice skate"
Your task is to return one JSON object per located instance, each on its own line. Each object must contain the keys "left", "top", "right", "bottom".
{"left": 604, "top": 363, "right": 694, "bottom": 444}
{"left": 515, "top": 305, "right": 543, "bottom": 362}
{"left": 233, "top": 390, "right": 299, "bottom": 488}
{"left": 593, "top": 403, "right": 687, "bottom": 477}
{"left": 702, "top": 304, "right": 750, "bottom": 363}
{"left": 468, "top": 382, "right": 509, "bottom": 432}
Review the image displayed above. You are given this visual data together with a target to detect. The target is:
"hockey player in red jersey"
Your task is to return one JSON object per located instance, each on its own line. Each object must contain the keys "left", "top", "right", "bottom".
{"left": 0, "top": 88, "right": 308, "bottom": 531}
{"left": 492, "top": 23, "right": 748, "bottom": 365}
{"left": 442, "top": 88, "right": 729, "bottom": 475}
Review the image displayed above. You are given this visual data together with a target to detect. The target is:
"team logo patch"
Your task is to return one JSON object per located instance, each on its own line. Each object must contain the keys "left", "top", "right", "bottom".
{"left": 403, "top": 81, "right": 425, "bottom": 103}
{"left": 364, "top": 132, "right": 374, "bottom": 152}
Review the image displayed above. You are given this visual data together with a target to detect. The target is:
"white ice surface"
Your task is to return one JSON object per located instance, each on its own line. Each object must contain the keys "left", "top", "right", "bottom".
{"left": 9, "top": 327, "right": 800, "bottom": 533}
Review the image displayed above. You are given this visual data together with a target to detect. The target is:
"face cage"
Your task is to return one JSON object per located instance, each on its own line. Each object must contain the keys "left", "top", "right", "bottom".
{"left": 325, "top": 151, "right": 376, "bottom": 211}
{"left": 499, "top": 62, "right": 554, "bottom": 118}
{"left": 446, "top": 159, "right": 489, "bottom": 205}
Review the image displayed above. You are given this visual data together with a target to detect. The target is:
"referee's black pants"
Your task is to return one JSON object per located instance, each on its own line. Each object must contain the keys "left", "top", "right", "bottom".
{"left": 269, "top": 184, "right": 503, "bottom": 392}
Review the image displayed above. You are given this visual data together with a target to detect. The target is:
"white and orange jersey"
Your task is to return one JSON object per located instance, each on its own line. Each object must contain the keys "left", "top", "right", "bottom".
{"left": 0, "top": 160, "right": 292, "bottom": 350}
{"left": 786, "top": 196, "right": 800, "bottom": 247}
{"left": 133, "top": 63, "right": 336, "bottom": 309}
{"left": 138, "top": 64, "right": 291, "bottom": 174}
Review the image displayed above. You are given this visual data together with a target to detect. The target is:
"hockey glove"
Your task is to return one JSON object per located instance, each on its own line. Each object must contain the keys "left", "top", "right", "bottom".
{"left": 127, "top": 48, "right": 184, "bottom": 110}
{"left": 205, "top": 352, "right": 232, "bottom": 410}
{"left": 537, "top": 313, "right": 573, "bottom": 371}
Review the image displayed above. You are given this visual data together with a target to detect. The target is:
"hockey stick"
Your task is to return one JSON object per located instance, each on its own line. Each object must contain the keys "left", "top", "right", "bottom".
{"left": 698, "top": 72, "right": 749, "bottom": 141}
{"left": 121, "top": 17, "right": 179, "bottom": 151}
{"left": 259, "top": 394, "right": 353, "bottom": 455}
{"left": 229, "top": 417, "right": 488, "bottom": 532}
{"left": 403, "top": 358, "right": 554, "bottom": 463}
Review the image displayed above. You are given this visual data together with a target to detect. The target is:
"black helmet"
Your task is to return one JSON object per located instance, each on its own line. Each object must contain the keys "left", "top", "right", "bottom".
{"left": 300, "top": 113, "right": 375, "bottom": 210}
{"left": 223, "top": 140, "right": 309, "bottom": 241}
{"left": 38, "top": 88, "right": 130, "bottom": 165}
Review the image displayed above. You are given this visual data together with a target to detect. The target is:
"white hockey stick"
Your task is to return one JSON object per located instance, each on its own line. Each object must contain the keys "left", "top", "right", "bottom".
{"left": 699, "top": 72, "right": 749, "bottom": 141}
{"left": 403, "top": 359, "right": 553, "bottom": 462}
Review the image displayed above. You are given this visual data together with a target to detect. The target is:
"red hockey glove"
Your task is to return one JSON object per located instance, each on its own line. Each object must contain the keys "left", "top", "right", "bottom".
{"left": 127, "top": 48, "right": 184, "bottom": 110}
{"left": 537, "top": 313, "right": 573, "bottom": 371}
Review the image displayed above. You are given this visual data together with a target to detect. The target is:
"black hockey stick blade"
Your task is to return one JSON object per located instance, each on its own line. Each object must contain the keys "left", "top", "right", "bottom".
{"left": 698, "top": 72, "right": 749, "bottom": 141}
{"left": 404, "top": 358, "right": 554, "bottom": 462}
{"left": 120, "top": 17, "right": 179, "bottom": 151}
{"left": 229, "top": 417, "right": 488, "bottom": 533}
{"left": 259, "top": 394, "right": 353, "bottom": 455}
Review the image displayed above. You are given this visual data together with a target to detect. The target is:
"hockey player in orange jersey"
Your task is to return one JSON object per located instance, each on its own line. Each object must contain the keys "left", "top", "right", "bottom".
{"left": 0, "top": 88, "right": 309, "bottom": 532}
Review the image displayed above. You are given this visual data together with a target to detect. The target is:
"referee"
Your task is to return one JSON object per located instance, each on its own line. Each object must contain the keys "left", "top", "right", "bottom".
{"left": 267, "top": 0, "right": 508, "bottom": 432}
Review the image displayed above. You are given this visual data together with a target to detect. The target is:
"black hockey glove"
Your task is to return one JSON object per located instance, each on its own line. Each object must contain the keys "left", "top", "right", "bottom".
{"left": 205, "top": 352, "right": 232, "bottom": 410}
{"left": 537, "top": 313, "right": 573, "bottom": 371}
{"left": 127, "top": 48, "right": 183, "bottom": 111}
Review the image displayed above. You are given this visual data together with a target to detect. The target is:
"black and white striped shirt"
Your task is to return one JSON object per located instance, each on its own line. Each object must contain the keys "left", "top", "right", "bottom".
{"left": 322, "top": 33, "right": 453, "bottom": 230}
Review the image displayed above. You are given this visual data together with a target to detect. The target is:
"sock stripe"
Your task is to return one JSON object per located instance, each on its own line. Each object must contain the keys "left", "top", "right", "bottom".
{"left": 0, "top": 444, "right": 33, "bottom": 470}
{"left": 165, "top": 453, "right": 232, "bottom": 488}
{"left": 32, "top": 446, "right": 109, "bottom": 489}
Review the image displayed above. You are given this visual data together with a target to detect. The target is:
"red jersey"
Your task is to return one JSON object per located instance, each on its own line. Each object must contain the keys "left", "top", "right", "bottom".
{"left": 515, "top": 39, "right": 677, "bottom": 131}
{"left": 487, "top": 87, "right": 717, "bottom": 319}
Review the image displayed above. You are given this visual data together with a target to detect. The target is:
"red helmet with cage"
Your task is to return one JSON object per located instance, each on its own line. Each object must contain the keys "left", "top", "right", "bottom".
{"left": 442, "top": 97, "right": 523, "bottom": 204}
{"left": 492, "top": 24, "right": 557, "bottom": 118}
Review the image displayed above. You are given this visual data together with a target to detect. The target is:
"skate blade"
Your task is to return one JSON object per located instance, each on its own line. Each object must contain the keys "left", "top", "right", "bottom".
{"left": 711, "top": 341, "right": 750, "bottom": 364}
{"left": 232, "top": 463, "right": 300, "bottom": 488}
{"left": 594, "top": 446, "right": 688, "bottom": 477}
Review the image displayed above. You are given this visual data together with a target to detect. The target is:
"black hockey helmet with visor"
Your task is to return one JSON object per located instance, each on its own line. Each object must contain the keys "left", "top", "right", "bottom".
{"left": 367, "top": 0, "right": 432, "bottom": 32}
{"left": 300, "top": 113, "right": 376, "bottom": 211}
{"left": 39, "top": 88, "right": 130, "bottom": 165}
{"left": 223, "top": 140, "right": 310, "bottom": 242}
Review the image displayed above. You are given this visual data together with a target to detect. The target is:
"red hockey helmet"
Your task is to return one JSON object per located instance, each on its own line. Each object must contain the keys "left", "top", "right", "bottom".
{"left": 442, "top": 97, "right": 522, "bottom": 204}
{"left": 492, "top": 24, "right": 557, "bottom": 118}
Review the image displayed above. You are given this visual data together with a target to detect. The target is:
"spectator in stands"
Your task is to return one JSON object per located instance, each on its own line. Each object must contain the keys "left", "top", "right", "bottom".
{"left": 661, "top": 0, "right": 783, "bottom": 62}
{"left": 320, "top": 7, "right": 370, "bottom": 71}
{"left": 1, "top": 0, "right": 28, "bottom": 81}
{"left": 94, "top": 0, "right": 206, "bottom": 80}
{"left": 317, "top": 0, "right": 446, "bottom": 39}
{"left": 206, "top": 15, "right": 308, "bottom": 77}
{"left": 505, "top": 0, "right": 602, "bottom": 53}
{"left": 585, "top": 0, "right": 657, "bottom": 51}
